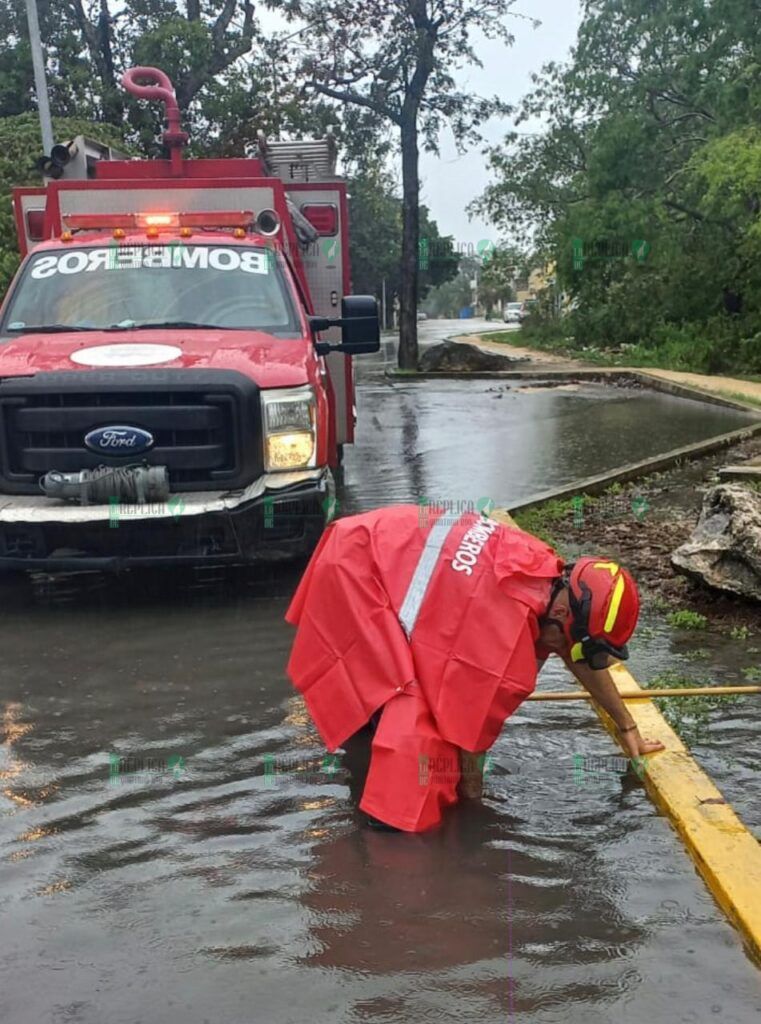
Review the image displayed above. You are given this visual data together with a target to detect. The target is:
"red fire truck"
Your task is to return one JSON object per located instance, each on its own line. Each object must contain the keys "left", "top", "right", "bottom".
{"left": 0, "top": 67, "right": 379, "bottom": 571}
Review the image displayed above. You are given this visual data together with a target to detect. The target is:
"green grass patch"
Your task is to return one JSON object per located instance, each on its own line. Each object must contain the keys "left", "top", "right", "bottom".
{"left": 722, "top": 390, "right": 761, "bottom": 409}
{"left": 667, "top": 610, "right": 708, "bottom": 630}
{"left": 742, "top": 665, "right": 761, "bottom": 682}
{"left": 477, "top": 330, "right": 524, "bottom": 345}
{"left": 510, "top": 313, "right": 761, "bottom": 378}
{"left": 687, "top": 386, "right": 761, "bottom": 411}
{"left": 684, "top": 648, "right": 711, "bottom": 661}
{"left": 512, "top": 498, "right": 578, "bottom": 549}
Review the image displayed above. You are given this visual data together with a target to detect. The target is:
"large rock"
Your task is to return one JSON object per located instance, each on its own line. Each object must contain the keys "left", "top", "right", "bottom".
{"left": 671, "top": 484, "right": 761, "bottom": 601}
{"left": 418, "top": 340, "right": 528, "bottom": 372}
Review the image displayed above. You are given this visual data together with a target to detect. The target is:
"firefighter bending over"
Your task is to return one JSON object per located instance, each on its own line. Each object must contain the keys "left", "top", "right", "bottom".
{"left": 285, "top": 504, "right": 665, "bottom": 832}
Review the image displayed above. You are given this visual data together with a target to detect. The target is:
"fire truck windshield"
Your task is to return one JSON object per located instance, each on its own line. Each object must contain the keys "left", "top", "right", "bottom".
{"left": 1, "top": 244, "right": 299, "bottom": 336}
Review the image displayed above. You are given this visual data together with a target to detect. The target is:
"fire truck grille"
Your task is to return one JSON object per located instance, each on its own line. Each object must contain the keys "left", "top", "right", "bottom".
{"left": 0, "top": 370, "right": 263, "bottom": 494}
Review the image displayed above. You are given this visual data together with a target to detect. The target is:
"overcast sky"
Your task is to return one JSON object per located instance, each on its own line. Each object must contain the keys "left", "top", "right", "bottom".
{"left": 420, "top": 0, "right": 583, "bottom": 246}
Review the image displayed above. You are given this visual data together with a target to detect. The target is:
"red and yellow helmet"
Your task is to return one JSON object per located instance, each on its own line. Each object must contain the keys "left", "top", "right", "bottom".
{"left": 565, "top": 558, "right": 640, "bottom": 668}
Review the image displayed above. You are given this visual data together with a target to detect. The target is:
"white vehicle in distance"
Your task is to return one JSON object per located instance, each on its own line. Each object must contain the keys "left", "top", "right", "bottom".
{"left": 503, "top": 302, "right": 524, "bottom": 324}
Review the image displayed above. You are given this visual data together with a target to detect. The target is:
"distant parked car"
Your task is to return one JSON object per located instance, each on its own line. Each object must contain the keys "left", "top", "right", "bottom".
{"left": 417, "top": 310, "right": 428, "bottom": 321}
{"left": 503, "top": 302, "right": 523, "bottom": 323}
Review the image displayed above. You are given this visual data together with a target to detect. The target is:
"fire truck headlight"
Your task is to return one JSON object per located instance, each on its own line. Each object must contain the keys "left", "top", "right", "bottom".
{"left": 262, "top": 387, "right": 316, "bottom": 471}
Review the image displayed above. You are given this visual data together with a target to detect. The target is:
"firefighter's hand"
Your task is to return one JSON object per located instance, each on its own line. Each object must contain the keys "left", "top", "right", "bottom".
{"left": 620, "top": 725, "right": 665, "bottom": 763}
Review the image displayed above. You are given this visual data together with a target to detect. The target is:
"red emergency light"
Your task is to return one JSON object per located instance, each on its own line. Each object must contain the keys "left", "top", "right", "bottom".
{"left": 25, "top": 209, "right": 47, "bottom": 241}
{"left": 300, "top": 203, "right": 338, "bottom": 236}
{"left": 61, "top": 210, "right": 254, "bottom": 232}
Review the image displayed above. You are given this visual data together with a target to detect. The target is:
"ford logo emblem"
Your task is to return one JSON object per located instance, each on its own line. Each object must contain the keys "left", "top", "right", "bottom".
{"left": 84, "top": 425, "right": 154, "bottom": 455}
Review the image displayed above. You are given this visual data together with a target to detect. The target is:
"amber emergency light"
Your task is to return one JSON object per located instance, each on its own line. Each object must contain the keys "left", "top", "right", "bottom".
{"left": 61, "top": 211, "right": 254, "bottom": 233}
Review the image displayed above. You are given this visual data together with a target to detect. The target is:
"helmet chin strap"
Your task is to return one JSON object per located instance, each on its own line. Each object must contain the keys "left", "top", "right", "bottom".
{"left": 539, "top": 576, "right": 571, "bottom": 637}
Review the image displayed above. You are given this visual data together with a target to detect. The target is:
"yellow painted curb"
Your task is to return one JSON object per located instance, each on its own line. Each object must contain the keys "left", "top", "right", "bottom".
{"left": 490, "top": 509, "right": 520, "bottom": 528}
{"left": 596, "top": 664, "right": 761, "bottom": 965}
{"left": 490, "top": 507, "right": 761, "bottom": 965}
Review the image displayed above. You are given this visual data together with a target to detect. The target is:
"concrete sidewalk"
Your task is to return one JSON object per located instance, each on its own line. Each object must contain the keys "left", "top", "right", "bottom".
{"left": 642, "top": 368, "right": 761, "bottom": 406}
{"left": 466, "top": 331, "right": 761, "bottom": 406}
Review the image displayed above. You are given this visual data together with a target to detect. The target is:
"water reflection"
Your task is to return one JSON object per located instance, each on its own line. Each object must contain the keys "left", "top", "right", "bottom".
{"left": 343, "top": 379, "right": 756, "bottom": 513}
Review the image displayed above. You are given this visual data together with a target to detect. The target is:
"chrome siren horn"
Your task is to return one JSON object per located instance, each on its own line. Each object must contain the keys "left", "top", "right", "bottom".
{"left": 256, "top": 209, "right": 281, "bottom": 236}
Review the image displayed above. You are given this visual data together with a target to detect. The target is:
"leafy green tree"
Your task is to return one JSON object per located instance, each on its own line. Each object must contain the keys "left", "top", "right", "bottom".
{"left": 348, "top": 166, "right": 402, "bottom": 324}
{"left": 478, "top": 0, "right": 761, "bottom": 371}
{"left": 423, "top": 259, "right": 476, "bottom": 319}
{"left": 2, "top": 3, "right": 262, "bottom": 131}
{"left": 0, "top": 1, "right": 100, "bottom": 120}
{"left": 478, "top": 245, "right": 524, "bottom": 317}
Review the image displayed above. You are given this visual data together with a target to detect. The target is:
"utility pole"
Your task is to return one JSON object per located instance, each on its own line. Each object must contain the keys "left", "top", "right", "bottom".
{"left": 25, "top": 0, "right": 54, "bottom": 155}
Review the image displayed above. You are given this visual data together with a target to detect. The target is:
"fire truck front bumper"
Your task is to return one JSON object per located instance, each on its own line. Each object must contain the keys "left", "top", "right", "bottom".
{"left": 0, "top": 469, "right": 334, "bottom": 571}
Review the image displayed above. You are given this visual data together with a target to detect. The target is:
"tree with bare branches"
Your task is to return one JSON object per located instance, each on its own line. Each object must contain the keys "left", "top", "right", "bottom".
{"left": 279, "top": 0, "right": 522, "bottom": 367}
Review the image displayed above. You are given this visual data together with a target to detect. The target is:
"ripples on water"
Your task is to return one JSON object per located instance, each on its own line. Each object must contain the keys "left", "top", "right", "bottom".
{"left": 1, "top": 578, "right": 760, "bottom": 1024}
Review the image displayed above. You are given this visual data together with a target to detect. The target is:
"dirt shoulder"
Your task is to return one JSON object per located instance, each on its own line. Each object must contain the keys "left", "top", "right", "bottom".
{"left": 461, "top": 330, "right": 761, "bottom": 408}
{"left": 641, "top": 368, "right": 761, "bottom": 407}
{"left": 456, "top": 330, "right": 584, "bottom": 370}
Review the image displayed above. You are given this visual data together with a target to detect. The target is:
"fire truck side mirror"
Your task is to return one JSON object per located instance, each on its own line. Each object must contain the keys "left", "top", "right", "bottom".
{"left": 310, "top": 295, "right": 380, "bottom": 356}
{"left": 339, "top": 295, "right": 380, "bottom": 353}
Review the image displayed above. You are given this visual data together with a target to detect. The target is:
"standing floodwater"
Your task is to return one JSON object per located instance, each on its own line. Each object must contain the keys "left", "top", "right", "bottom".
{"left": 341, "top": 373, "right": 757, "bottom": 513}
{"left": 1, "top": 367, "right": 760, "bottom": 1023}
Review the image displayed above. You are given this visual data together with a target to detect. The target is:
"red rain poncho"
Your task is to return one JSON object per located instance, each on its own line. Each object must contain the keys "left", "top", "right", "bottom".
{"left": 285, "top": 505, "right": 563, "bottom": 831}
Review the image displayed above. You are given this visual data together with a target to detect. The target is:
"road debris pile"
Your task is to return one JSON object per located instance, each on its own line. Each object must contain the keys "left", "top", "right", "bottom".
{"left": 418, "top": 340, "right": 527, "bottom": 372}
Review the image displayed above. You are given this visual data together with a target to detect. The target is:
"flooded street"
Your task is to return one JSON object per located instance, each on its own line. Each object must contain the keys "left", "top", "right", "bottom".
{"left": 1, "top": 329, "right": 760, "bottom": 1023}
{"left": 342, "top": 329, "right": 757, "bottom": 512}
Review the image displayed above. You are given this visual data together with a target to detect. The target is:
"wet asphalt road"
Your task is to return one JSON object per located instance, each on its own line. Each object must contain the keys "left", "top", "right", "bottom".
{"left": 1, "top": 321, "right": 760, "bottom": 1024}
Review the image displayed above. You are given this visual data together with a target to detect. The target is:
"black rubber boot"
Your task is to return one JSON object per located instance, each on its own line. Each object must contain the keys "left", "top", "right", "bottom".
{"left": 365, "top": 816, "right": 402, "bottom": 833}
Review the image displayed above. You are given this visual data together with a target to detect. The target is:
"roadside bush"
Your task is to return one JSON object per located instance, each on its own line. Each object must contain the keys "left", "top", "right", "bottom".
{"left": 520, "top": 316, "right": 571, "bottom": 350}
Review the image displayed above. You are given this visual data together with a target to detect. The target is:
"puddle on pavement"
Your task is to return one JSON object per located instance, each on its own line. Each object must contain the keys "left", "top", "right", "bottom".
{"left": 1, "top": 379, "right": 760, "bottom": 1023}
{"left": 340, "top": 378, "right": 756, "bottom": 514}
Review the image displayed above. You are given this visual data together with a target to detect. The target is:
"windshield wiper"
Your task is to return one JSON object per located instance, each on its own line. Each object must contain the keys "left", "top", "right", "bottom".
{"left": 109, "top": 320, "right": 235, "bottom": 331}
{"left": 5, "top": 324, "right": 103, "bottom": 334}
